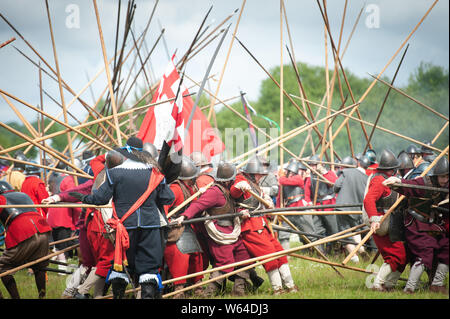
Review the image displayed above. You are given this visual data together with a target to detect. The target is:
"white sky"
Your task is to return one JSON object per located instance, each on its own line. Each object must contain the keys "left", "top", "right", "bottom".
{"left": 0, "top": 0, "right": 448, "bottom": 125}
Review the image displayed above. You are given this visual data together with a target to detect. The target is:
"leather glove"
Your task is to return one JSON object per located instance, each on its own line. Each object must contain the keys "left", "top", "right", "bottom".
{"left": 69, "top": 192, "right": 87, "bottom": 202}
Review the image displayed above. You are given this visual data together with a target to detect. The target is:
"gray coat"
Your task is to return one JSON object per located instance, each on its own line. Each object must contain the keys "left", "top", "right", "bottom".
{"left": 333, "top": 167, "right": 367, "bottom": 211}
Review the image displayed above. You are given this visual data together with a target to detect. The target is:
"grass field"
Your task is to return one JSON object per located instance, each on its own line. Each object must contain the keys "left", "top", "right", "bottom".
{"left": 0, "top": 237, "right": 448, "bottom": 300}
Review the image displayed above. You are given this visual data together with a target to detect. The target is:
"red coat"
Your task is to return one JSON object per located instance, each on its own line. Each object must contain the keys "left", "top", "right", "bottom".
{"left": 20, "top": 175, "right": 50, "bottom": 218}
{"left": 304, "top": 171, "right": 337, "bottom": 209}
{"left": 365, "top": 163, "right": 379, "bottom": 176}
{"left": 0, "top": 195, "right": 51, "bottom": 249}
{"left": 46, "top": 175, "right": 81, "bottom": 229}
{"left": 363, "top": 171, "right": 407, "bottom": 272}
{"left": 276, "top": 174, "right": 305, "bottom": 208}
{"left": 164, "top": 181, "right": 204, "bottom": 285}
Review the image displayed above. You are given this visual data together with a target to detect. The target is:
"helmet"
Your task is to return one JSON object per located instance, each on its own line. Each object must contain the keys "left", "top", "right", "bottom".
{"left": 243, "top": 157, "right": 269, "bottom": 175}
{"left": 419, "top": 141, "right": 434, "bottom": 155}
{"left": 397, "top": 151, "right": 414, "bottom": 170}
{"left": 82, "top": 150, "right": 95, "bottom": 161}
{"left": 405, "top": 144, "right": 420, "bottom": 155}
{"left": 357, "top": 155, "right": 371, "bottom": 169}
{"left": 429, "top": 157, "right": 449, "bottom": 176}
{"left": 365, "top": 149, "right": 377, "bottom": 164}
{"left": 0, "top": 180, "right": 14, "bottom": 194}
{"left": 25, "top": 161, "right": 41, "bottom": 175}
{"left": 189, "top": 151, "right": 210, "bottom": 167}
{"left": 285, "top": 158, "right": 300, "bottom": 175}
{"left": 309, "top": 154, "right": 320, "bottom": 163}
{"left": 298, "top": 161, "right": 307, "bottom": 171}
{"left": 179, "top": 156, "right": 200, "bottom": 180}
{"left": 14, "top": 151, "right": 28, "bottom": 170}
{"left": 105, "top": 150, "right": 125, "bottom": 169}
{"left": 377, "top": 149, "right": 400, "bottom": 170}
{"left": 214, "top": 161, "right": 236, "bottom": 182}
{"left": 143, "top": 142, "right": 158, "bottom": 159}
{"left": 341, "top": 156, "right": 357, "bottom": 166}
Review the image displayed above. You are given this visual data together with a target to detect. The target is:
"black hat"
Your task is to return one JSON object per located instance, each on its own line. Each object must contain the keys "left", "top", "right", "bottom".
{"left": 115, "top": 137, "right": 144, "bottom": 162}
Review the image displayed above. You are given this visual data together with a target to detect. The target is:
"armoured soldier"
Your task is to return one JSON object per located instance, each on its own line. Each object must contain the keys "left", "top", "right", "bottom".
{"left": 384, "top": 156, "right": 449, "bottom": 294}
{"left": 363, "top": 149, "right": 407, "bottom": 291}
{"left": 409, "top": 141, "right": 435, "bottom": 179}
{"left": 0, "top": 183, "right": 52, "bottom": 299}
{"left": 405, "top": 144, "right": 421, "bottom": 162}
{"left": 230, "top": 157, "right": 298, "bottom": 294}
{"left": 277, "top": 158, "right": 317, "bottom": 249}
{"left": 365, "top": 149, "right": 378, "bottom": 176}
{"left": 397, "top": 151, "right": 415, "bottom": 179}
{"left": 173, "top": 161, "right": 252, "bottom": 297}
{"left": 163, "top": 156, "right": 205, "bottom": 298}
{"left": 304, "top": 155, "right": 339, "bottom": 254}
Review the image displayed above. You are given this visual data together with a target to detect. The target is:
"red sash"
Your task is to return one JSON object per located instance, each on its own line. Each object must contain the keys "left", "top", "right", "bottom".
{"left": 107, "top": 169, "right": 164, "bottom": 271}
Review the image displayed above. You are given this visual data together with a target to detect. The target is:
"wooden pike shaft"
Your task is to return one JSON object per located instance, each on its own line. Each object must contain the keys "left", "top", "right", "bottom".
{"left": 0, "top": 36, "right": 15, "bottom": 49}
{"left": 369, "top": 74, "right": 449, "bottom": 122}
{"left": 391, "top": 183, "right": 449, "bottom": 193}
{"left": 93, "top": 0, "right": 122, "bottom": 147}
{"left": 342, "top": 145, "right": 449, "bottom": 265}
{"left": 166, "top": 181, "right": 214, "bottom": 219}
{"left": 0, "top": 155, "right": 92, "bottom": 179}
{"left": 0, "top": 244, "right": 79, "bottom": 279}
{"left": 0, "top": 203, "right": 111, "bottom": 209}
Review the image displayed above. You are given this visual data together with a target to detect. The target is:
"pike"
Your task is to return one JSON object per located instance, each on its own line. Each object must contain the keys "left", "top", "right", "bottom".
{"left": 0, "top": 36, "right": 15, "bottom": 49}
{"left": 271, "top": 224, "right": 376, "bottom": 249}
{"left": 363, "top": 43, "right": 410, "bottom": 153}
{"left": 185, "top": 23, "right": 231, "bottom": 133}
{"left": 391, "top": 183, "right": 449, "bottom": 193}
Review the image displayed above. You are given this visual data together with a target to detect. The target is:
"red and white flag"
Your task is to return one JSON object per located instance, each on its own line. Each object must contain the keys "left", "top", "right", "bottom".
{"left": 137, "top": 56, "right": 224, "bottom": 160}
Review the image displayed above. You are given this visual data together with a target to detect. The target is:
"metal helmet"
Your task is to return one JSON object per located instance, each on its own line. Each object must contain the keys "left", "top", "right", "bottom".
{"left": 419, "top": 141, "right": 434, "bottom": 155}
{"left": 25, "top": 161, "right": 41, "bottom": 175}
{"left": 82, "top": 150, "right": 95, "bottom": 161}
{"left": 298, "top": 161, "right": 307, "bottom": 171}
{"left": 377, "top": 149, "right": 400, "bottom": 170}
{"left": 429, "top": 157, "right": 449, "bottom": 177}
{"left": 0, "top": 180, "right": 14, "bottom": 194}
{"left": 189, "top": 151, "right": 210, "bottom": 167}
{"left": 214, "top": 161, "right": 236, "bottom": 182}
{"left": 309, "top": 154, "right": 320, "bottom": 163}
{"left": 341, "top": 156, "right": 357, "bottom": 166}
{"left": 13, "top": 151, "right": 28, "bottom": 170}
{"left": 365, "top": 149, "right": 377, "bottom": 164}
{"left": 243, "top": 157, "right": 269, "bottom": 175}
{"left": 285, "top": 158, "right": 300, "bottom": 175}
{"left": 397, "top": 151, "right": 415, "bottom": 170}
{"left": 143, "top": 142, "right": 159, "bottom": 159}
{"left": 105, "top": 149, "right": 125, "bottom": 169}
{"left": 405, "top": 144, "right": 420, "bottom": 155}
{"left": 357, "top": 155, "right": 371, "bottom": 169}
{"left": 179, "top": 156, "right": 200, "bottom": 180}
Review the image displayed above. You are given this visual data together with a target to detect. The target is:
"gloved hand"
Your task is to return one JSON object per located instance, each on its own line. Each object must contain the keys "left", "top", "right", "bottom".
{"left": 41, "top": 194, "right": 61, "bottom": 204}
{"left": 69, "top": 192, "right": 87, "bottom": 202}
{"left": 382, "top": 176, "right": 401, "bottom": 186}
{"left": 316, "top": 164, "right": 328, "bottom": 175}
{"left": 234, "top": 181, "right": 251, "bottom": 192}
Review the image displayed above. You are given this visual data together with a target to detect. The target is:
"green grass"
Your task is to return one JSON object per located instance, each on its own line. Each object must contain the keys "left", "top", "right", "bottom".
{"left": 1, "top": 239, "right": 448, "bottom": 300}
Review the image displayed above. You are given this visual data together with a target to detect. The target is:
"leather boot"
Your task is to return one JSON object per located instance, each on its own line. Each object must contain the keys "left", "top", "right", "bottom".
{"left": 201, "top": 271, "right": 225, "bottom": 298}
{"left": 34, "top": 270, "right": 47, "bottom": 299}
{"left": 111, "top": 278, "right": 128, "bottom": 299}
{"left": 1, "top": 275, "right": 20, "bottom": 299}
{"left": 231, "top": 271, "right": 250, "bottom": 297}
{"left": 248, "top": 268, "right": 264, "bottom": 291}
{"left": 141, "top": 280, "right": 161, "bottom": 299}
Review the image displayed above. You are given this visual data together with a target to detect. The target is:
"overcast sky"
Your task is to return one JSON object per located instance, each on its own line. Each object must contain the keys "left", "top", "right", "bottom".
{"left": 0, "top": 0, "right": 448, "bottom": 125}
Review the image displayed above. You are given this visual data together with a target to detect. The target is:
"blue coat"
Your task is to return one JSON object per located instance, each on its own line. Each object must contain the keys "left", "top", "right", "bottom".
{"left": 83, "top": 159, "right": 174, "bottom": 229}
